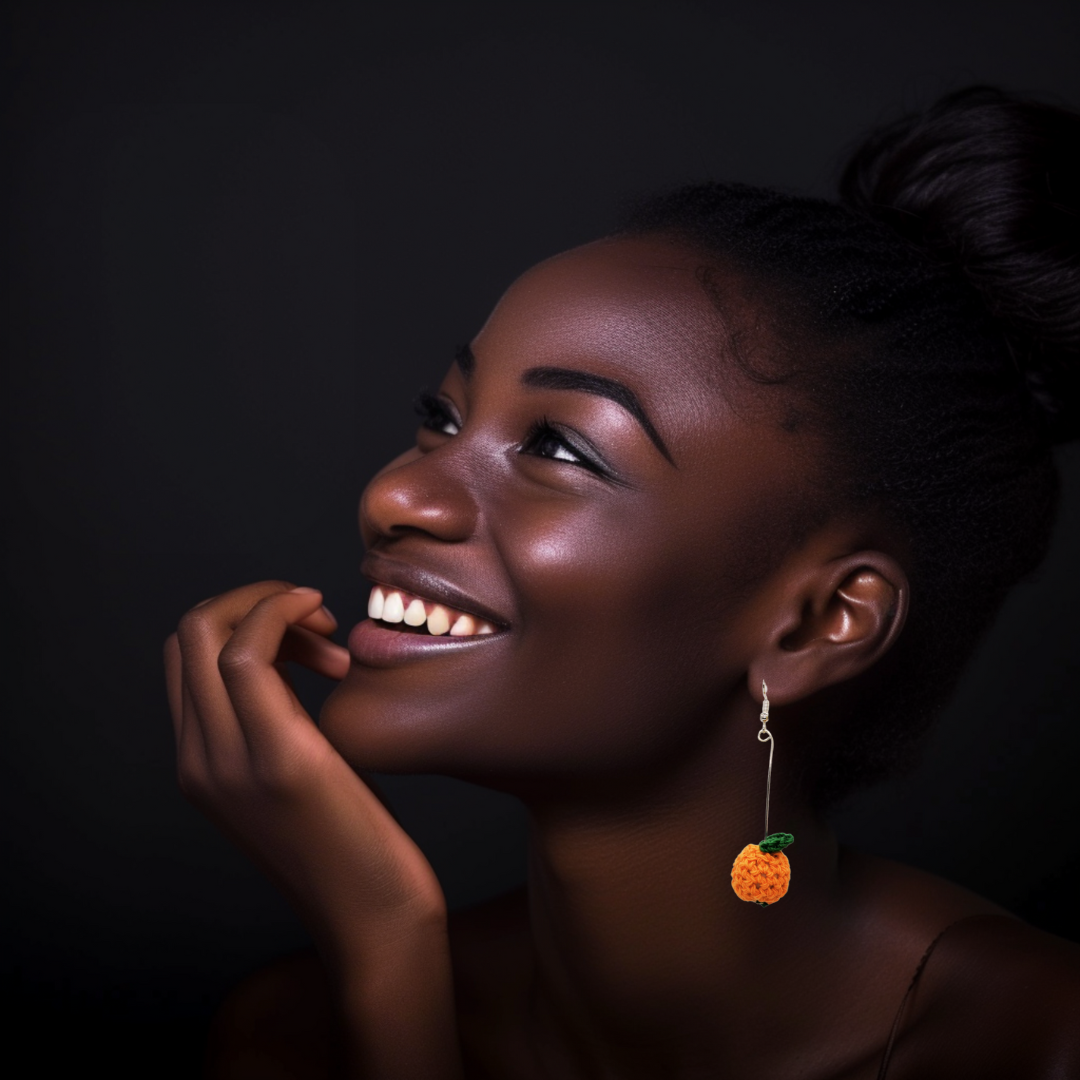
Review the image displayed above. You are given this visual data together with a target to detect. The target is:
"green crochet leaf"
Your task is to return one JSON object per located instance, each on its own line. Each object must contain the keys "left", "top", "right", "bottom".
{"left": 759, "top": 832, "right": 794, "bottom": 853}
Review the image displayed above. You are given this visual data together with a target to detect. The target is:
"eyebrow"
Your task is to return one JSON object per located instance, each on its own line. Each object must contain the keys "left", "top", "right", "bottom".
{"left": 453, "top": 343, "right": 674, "bottom": 466}
{"left": 522, "top": 367, "right": 678, "bottom": 466}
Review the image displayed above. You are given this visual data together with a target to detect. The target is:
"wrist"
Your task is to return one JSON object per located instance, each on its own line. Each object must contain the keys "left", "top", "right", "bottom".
{"left": 319, "top": 901, "right": 449, "bottom": 973}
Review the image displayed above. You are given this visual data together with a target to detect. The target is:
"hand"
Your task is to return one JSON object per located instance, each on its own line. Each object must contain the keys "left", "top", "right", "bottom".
{"left": 165, "top": 582, "right": 465, "bottom": 1077}
{"left": 163, "top": 581, "right": 447, "bottom": 957}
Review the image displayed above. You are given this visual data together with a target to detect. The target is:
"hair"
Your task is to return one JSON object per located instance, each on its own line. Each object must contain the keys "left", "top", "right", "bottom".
{"left": 619, "top": 86, "right": 1080, "bottom": 811}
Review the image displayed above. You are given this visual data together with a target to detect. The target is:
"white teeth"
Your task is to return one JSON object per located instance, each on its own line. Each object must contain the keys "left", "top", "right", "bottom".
{"left": 381, "top": 591, "right": 405, "bottom": 623}
{"left": 403, "top": 598, "right": 427, "bottom": 626}
{"left": 367, "top": 586, "right": 385, "bottom": 620}
{"left": 449, "top": 614, "right": 477, "bottom": 636}
{"left": 373, "top": 588, "right": 499, "bottom": 637}
{"left": 427, "top": 605, "right": 451, "bottom": 636}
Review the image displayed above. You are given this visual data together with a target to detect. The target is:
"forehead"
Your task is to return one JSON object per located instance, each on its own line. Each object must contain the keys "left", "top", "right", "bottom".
{"left": 472, "top": 237, "right": 733, "bottom": 411}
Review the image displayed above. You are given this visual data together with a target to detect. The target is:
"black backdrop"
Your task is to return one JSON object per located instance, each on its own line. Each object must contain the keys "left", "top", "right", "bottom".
{"left": 6, "top": 1, "right": 1080, "bottom": 1074}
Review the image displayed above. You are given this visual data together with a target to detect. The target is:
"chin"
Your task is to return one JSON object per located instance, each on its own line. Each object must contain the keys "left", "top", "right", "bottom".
{"left": 318, "top": 671, "right": 455, "bottom": 773}
{"left": 317, "top": 661, "right": 536, "bottom": 780}
{"left": 317, "top": 641, "right": 701, "bottom": 792}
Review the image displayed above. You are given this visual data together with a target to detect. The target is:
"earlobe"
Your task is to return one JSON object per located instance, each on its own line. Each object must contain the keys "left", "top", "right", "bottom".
{"left": 754, "top": 552, "right": 908, "bottom": 705}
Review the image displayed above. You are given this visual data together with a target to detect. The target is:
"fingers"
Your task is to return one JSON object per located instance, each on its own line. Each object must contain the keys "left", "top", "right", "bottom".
{"left": 278, "top": 624, "right": 352, "bottom": 681}
{"left": 176, "top": 594, "right": 264, "bottom": 763}
{"left": 163, "top": 582, "right": 455, "bottom": 963}
{"left": 190, "top": 583, "right": 337, "bottom": 636}
{"left": 215, "top": 589, "right": 332, "bottom": 752}
{"left": 168, "top": 581, "right": 341, "bottom": 780}
{"left": 166, "top": 631, "right": 215, "bottom": 791}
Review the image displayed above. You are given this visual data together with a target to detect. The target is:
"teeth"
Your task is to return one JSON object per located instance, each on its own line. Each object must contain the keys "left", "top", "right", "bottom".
{"left": 381, "top": 591, "right": 405, "bottom": 623}
{"left": 367, "top": 586, "right": 385, "bottom": 620}
{"left": 369, "top": 587, "right": 499, "bottom": 637}
{"left": 403, "top": 598, "right": 427, "bottom": 626}
{"left": 427, "top": 605, "right": 451, "bottom": 636}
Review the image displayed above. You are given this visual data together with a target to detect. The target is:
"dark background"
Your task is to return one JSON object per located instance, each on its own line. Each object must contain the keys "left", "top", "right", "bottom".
{"left": 5, "top": 1, "right": 1079, "bottom": 1074}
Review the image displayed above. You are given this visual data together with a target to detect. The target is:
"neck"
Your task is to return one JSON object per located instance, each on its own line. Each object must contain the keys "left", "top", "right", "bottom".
{"left": 516, "top": 732, "right": 847, "bottom": 1077}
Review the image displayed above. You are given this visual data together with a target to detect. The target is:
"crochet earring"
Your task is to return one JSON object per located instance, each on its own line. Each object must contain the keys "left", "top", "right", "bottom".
{"left": 731, "top": 680, "right": 795, "bottom": 906}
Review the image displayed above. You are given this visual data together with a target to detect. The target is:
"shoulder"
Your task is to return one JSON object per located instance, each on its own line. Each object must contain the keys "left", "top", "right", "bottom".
{"left": 200, "top": 891, "right": 533, "bottom": 1080}
{"left": 910, "top": 915, "right": 1080, "bottom": 1077}
{"left": 840, "top": 848, "right": 1080, "bottom": 1078}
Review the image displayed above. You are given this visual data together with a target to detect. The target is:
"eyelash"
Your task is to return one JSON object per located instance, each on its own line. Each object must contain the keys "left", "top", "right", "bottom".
{"left": 413, "top": 391, "right": 460, "bottom": 436}
{"left": 413, "top": 392, "right": 603, "bottom": 475}
{"left": 522, "top": 415, "right": 602, "bottom": 473}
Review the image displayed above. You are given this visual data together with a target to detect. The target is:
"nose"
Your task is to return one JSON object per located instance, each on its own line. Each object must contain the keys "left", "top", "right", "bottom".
{"left": 359, "top": 445, "right": 480, "bottom": 549}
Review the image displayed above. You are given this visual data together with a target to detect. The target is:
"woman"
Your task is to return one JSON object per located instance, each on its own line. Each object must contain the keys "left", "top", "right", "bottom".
{"left": 165, "top": 87, "right": 1080, "bottom": 1078}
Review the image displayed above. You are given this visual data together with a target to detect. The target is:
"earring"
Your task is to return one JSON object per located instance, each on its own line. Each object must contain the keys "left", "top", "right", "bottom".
{"left": 731, "top": 679, "right": 794, "bottom": 906}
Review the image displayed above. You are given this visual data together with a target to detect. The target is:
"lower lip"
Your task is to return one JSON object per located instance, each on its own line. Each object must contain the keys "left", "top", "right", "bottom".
{"left": 347, "top": 618, "right": 506, "bottom": 667}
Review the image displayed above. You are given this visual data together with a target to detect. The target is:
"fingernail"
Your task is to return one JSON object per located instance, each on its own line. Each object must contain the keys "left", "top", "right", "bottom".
{"left": 320, "top": 605, "right": 337, "bottom": 624}
{"left": 290, "top": 586, "right": 320, "bottom": 594}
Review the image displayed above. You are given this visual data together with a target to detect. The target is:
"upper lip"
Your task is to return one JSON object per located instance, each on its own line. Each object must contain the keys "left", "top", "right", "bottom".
{"left": 360, "top": 552, "right": 511, "bottom": 629}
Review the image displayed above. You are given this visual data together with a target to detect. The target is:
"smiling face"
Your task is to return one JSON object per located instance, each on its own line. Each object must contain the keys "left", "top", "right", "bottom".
{"left": 320, "top": 236, "right": 823, "bottom": 794}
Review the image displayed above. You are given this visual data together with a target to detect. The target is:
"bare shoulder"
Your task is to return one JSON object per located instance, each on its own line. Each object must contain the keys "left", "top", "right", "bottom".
{"left": 840, "top": 844, "right": 1014, "bottom": 926}
{"left": 842, "top": 847, "right": 1080, "bottom": 1079}
{"left": 201, "top": 891, "right": 532, "bottom": 1080}
{"left": 912, "top": 915, "right": 1080, "bottom": 1077}
{"left": 205, "top": 949, "right": 337, "bottom": 1080}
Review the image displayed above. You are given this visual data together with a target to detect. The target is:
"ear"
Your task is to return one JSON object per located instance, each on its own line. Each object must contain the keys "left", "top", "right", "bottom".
{"left": 749, "top": 550, "right": 909, "bottom": 707}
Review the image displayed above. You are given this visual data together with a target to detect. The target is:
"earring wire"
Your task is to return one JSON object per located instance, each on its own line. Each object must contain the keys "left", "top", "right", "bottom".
{"left": 757, "top": 680, "right": 774, "bottom": 837}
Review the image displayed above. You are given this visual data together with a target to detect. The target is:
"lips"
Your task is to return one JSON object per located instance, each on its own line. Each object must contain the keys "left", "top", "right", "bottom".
{"left": 359, "top": 553, "right": 510, "bottom": 629}
{"left": 348, "top": 553, "right": 510, "bottom": 667}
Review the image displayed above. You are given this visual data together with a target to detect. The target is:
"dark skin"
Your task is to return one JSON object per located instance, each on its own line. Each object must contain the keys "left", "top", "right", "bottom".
{"left": 167, "top": 237, "right": 1080, "bottom": 1079}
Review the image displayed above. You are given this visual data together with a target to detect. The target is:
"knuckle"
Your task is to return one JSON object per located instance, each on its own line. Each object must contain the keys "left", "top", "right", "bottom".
{"left": 176, "top": 608, "right": 214, "bottom": 648}
{"left": 177, "top": 581, "right": 300, "bottom": 650}
{"left": 217, "top": 643, "right": 259, "bottom": 677}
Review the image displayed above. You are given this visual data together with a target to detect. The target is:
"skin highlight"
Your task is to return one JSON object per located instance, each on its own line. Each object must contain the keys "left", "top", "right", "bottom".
{"left": 328, "top": 237, "right": 919, "bottom": 1074}
{"left": 171, "top": 235, "right": 1080, "bottom": 1080}
{"left": 321, "top": 238, "right": 905, "bottom": 788}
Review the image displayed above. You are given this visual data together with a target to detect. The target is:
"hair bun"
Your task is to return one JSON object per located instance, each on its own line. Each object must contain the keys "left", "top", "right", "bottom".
{"left": 839, "top": 86, "right": 1080, "bottom": 443}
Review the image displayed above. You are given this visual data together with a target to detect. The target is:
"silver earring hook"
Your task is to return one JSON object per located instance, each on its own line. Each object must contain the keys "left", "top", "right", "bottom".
{"left": 757, "top": 679, "right": 774, "bottom": 837}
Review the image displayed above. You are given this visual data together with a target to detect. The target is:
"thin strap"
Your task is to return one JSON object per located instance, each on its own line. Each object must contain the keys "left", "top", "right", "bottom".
{"left": 875, "top": 913, "right": 1020, "bottom": 1080}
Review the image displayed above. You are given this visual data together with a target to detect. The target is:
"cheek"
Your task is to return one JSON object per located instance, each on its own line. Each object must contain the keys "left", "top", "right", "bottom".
{"left": 320, "top": 491, "right": 760, "bottom": 780}
{"left": 488, "top": 501, "right": 737, "bottom": 768}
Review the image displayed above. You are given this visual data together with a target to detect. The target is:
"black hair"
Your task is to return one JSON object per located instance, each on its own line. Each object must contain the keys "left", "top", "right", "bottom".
{"left": 620, "top": 87, "right": 1080, "bottom": 811}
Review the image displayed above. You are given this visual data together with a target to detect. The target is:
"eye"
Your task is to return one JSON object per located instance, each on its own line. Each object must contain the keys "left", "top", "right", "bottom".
{"left": 413, "top": 391, "right": 461, "bottom": 436}
{"left": 520, "top": 417, "right": 605, "bottom": 475}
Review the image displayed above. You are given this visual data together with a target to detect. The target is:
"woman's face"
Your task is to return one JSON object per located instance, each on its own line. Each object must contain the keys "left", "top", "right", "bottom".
{"left": 320, "top": 236, "right": 817, "bottom": 790}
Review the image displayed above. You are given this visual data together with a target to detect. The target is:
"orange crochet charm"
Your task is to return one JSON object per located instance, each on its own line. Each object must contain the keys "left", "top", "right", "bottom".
{"left": 732, "top": 681, "right": 794, "bottom": 906}
{"left": 731, "top": 832, "right": 794, "bottom": 906}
